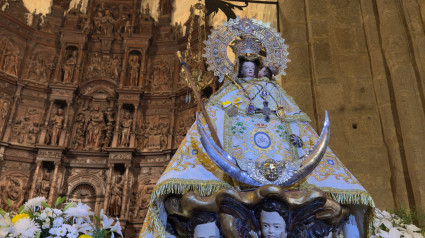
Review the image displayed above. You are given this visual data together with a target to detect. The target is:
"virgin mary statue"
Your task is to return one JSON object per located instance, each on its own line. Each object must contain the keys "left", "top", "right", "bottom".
{"left": 140, "top": 17, "right": 375, "bottom": 238}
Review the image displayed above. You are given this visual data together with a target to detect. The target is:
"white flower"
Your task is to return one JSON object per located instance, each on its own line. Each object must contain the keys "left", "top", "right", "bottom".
{"left": 0, "top": 213, "right": 12, "bottom": 237}
{"left": 52, "top": 209, "right": 62, "bottom": 218}
{"left": 23, "top": 197, "right": 46, "bottom": 213}
{"left": 64, "top": 201, "right": 93, "bottom": 225}
{"left": 102, "top": 214, "right": 114, "bottom": 229}
{"left": 39, "top": 212, "right": 48, "bottom": 221}
{"left": 53, "top": 217, "right": 64, "bottom": 227}
{"left": 76, "top": 222, "right": 92, "bottom": 234}
{"left": 13, "top": 217, "right": 41, "bottom": 238}
{"left": 42, "top": 221, "right": 50, "bottom": 229}
{"left": 110, "top": 218, "right": 123, "bottom": 238}
{"left": 55, "top": 226, "right": 67, "bottom": 237}
{"left": 49, "top": 227, "right": 58, "bottom": 235}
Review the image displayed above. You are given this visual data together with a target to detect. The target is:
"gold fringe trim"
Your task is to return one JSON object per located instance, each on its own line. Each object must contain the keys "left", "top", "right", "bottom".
{"left": 147, "top": 179, "right": 232, "bottom": 238}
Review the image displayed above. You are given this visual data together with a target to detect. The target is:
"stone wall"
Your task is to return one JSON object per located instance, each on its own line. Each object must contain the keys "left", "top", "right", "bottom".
{"left": 279, "top": 0, "right": 425, "bottom": 211}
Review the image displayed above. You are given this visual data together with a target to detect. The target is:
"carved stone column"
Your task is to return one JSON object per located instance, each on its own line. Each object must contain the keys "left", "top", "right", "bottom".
{"left": 29, "top": 160, "right": 42, "bottom": 198}
{"left": 48, "top": 161, "right": 60, "bottom": 204}
{"left": 39, "top": 100, "right": 54, "bottom": 145}
{"left": 2, "top": 83, "right": 23, "bottom": 142}
{"left": 130, "top": 105, "right": 137, "bottom": 147}
{"left": 72, "top": 47, "right": 84, "bottom": 84}
{"left": 119, "top": 48, "right": 129, "bottom": 87}
{"left": 103, "top": 163, "right": 114, "bottom": 213}
{"left": 112, "top": 104, "right": 122, "bottom": 147}
{"left": 120, "top": 163, "right": 130, "bottom": 218}
{"left": 138, "top": 49, "right": 146, "bottom": 89}
{"left": 59, "top": 100, "right": 71, "bottom": 146}
{"left": 53, "top": 44, "right": 66, "bottom": 82}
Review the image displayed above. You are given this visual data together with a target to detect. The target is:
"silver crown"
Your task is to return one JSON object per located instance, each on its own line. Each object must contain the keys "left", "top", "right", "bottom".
{"left": 230, "top": 36, "right": 263, "bottom": 58}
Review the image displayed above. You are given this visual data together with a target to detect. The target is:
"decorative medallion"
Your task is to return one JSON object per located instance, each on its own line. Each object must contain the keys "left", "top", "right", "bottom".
{"left": 247, "top": 103, "right": 256, "bottom": 114}
{"left": 226, "top": 104, "right": 238, "bottom": 117}
{"left": 253, "top": 132, "right": 271, "bottom": 149}
{"left": 276, "top": 105, "right": 285, "bottom": 119}
{"left": 289, "top": 134, "right": 304, "bottom": 148}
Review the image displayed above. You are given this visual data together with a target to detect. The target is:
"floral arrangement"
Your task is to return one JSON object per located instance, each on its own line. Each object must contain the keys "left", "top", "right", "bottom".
{"left": 0, "top": 197, "right": 123, "bottom": 238}
{"left": 371, "top": 208, "right": 424, "bottom": 238}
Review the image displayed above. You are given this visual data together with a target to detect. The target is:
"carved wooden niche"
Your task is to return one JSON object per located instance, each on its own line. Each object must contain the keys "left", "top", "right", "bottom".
{"left": 117, "top": 104, "right": 134, "bottom": 148}
{"left": 60, "top": 46, "right": 79, "bottom": 84}
{"left": 46, "top": 102, "right": 66, "bottom": 146}
{"left": 126, "top": 51, "right": 141, "bottom": 88}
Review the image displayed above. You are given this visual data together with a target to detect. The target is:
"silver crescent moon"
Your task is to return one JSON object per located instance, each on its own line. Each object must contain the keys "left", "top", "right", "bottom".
{"left": 196, "top": 111, "right": 330, "bottom": 187}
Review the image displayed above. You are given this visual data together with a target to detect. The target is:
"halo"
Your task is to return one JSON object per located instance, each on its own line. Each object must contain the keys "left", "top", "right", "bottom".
{"left": 203, "top": 17, "right": 290, "bottom": 82}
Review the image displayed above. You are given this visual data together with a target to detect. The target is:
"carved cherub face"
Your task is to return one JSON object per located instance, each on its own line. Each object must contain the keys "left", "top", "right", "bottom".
{"left": 260, "top": 211, "right": 287, "bottom": 238}
{"left": 264, "top": 160, "right": 278, "bottom": 181}
{"left": 241, "top": 61, "right": 256, "bottom": 78}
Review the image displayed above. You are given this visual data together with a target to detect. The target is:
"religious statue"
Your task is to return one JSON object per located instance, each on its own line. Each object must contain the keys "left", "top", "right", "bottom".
{"left": 87, "top": 53, "right": 102, "bottom": 78}
{"left": 94, "top": 11, "right": 103, "bottom": 35}
{"left": 128, "top": 55, "right": 139, "bottom": 87}
{"left": 85, "top": 104, "right": 105, "bottom": 150}
{"left": 63, "top": 50, "right": 77, "bottom": 83}
{"left": 48, "top": 108, "right": 64, "bottom": 146}
{"left": 109, "top": 56, "right": 121, "bottom": 80}
{"left": 109, "top": 175, "right": 123, "bottom": 216}
{"left": 80, "top": 15, "right": 92, "bottom": 34}
{"left": 140, "top": 17, "right": 374, "bottom": 238}
{"left": 72, "top": 112, "right": 86, "bottom": 150}
{"left": 103, "top": 107, "right": 115, "bottom": 149}
{"left": 101, "top": 9, "right": 115, "bottom": 35}
{"left": 133, "top": 180, "right": 154, "bottom": 220}
{"left": 2, "top": 49, "right": 18, "bottom": 76}
{"left": 119, "top": 111, "right": 132, "bottom": 147}
{"left": 38, "top": 170, "right": 51, "bottom": 198}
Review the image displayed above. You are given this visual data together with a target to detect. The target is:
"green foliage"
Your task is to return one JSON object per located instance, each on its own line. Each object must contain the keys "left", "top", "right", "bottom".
{"left": 18, "top": 204, "right": 25, "bottom": 213}
{"left": 390, "top": 207, "right": 425, "bottom": 233}
{"left": 55, "top": 196, "right": 66, "bottom": 207}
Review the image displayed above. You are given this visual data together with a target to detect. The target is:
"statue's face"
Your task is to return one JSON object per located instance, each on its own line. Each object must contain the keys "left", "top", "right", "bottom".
{"left": 194, "top": 221, "right": 220, "bottom": 238}
{"left": 241, "top": 61, "right": 256, "bottom": 78}
{"left": 264, "top": 161, "right": 278, "bottom": 181}
{"left": 258, "top": 67, "right": 269, "bottom": 78}
{"left": 260, "top": 211, "right": 287, "bottom": 238}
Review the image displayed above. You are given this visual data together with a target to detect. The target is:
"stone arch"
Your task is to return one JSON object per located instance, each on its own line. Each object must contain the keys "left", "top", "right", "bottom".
{"left": 66, "top": 173, "right": 106, "bottom": 215}
{"left": 66, "top": 173, "right": 106, "bottom": 197}
{"left": 80, "top": 80, "right": 117, "bottom": 98}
